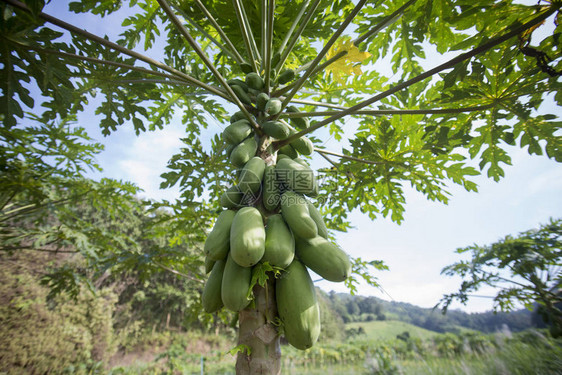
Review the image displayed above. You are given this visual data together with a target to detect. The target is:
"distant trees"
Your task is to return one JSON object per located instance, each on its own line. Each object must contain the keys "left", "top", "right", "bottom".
{"left": 328, "top": 291, "right": 386, "bottom": 323}
{"left": 1, "top": 116, "right": 214, "bottom": 302}
{"left": 326, "top": 290, "right": 536, "bottom": 334}
{"left": 440, "top": 218, "right": 562, "bottom": 337}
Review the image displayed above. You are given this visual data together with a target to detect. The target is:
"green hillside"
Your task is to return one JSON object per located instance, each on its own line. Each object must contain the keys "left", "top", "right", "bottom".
{"left": 346, "top": 320, "right": 441, "bottom": 342}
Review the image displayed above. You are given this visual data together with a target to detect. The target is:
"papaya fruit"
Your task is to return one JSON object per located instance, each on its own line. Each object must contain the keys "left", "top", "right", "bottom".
{"left": 271, "top": 51, "right": 281, "bottom": 68}
{"left": 262, "top": 120, "right": 291, "bottom": 140}
{"left": 220, "top": 185, "right": 243, "bottom": 209}
{"left": 286, "top": 105, "right": 310, "bottom": 130}
{"left": 265, "top": 98, "right": 282, "bottom": 116}
{"left": 230, "top": 206, "right": 266, "bottom": 267}
{"left": 290, "top": 134, "right": 314, "bottom": 155}
{"left": 227, "top": 79, "right": 248, "bottom": 92}
{"left": 276, "top": 157, "right": 317, "bottom": 195}
{"left": 292, "top": 157, "right": 309, "bottom": 167}
{"left": 263, "top": 214, "right": 294, "bottom": 268}
{"left": 248, "top": 87, "right": 261, "bottom": 97}
{"left": 240, "top": 62, "right": 253, "bottom": 74}
{"left": 230, "top": 136, "right": 257, "bottom": 168}
{"left": 223, "top": 120, "right": 252, "bottom": 145}
{"left": 204, "top": 210, "right": 236, "bottom": 261}
{"left": 276, "top": 260, "right": 320, "bottom": 350}
{"left": 276, "top": 153, "right": 291, "bottom": 161}
{"left": 230, "top": 110, "right": 247, "bottom": 123}
{"left": 278, "top": 144, "right": 298, "bottom": 158}
{"left": 295, "top": 236, "right": 351, "bottom": 282}
{"left": 306, "top": 200, "right": 328, "bottom": 239}
{"left": 222, "top": 253, "right": 252, "bottom": 311}
{"left": 305, "top": 179, "right": 319, "bottom": 198}
{"left": 238, "top": 157, "right": 266, "bottom": 196}
{"left": 262, "top": 165, "right": 280, "bottom": 212}
{"left": 280, "top": 191, "right": 317, "bottom": 239}
{"left": 245, "top": 72, "right": 264, "bottom": 90}
{"left": 204, "top": 254, "right": 216, "bottom": 274}
{"left": 231, "top": 84, "right": 252, "bottom": 105}
{"left": 278, "top": 69, "right": 295, "bottom": 85}
{"left": 202, "top": 259, "right": 226, "bottom": 313}
{"left": 256, "top": 93, "right": 270, "bottom": 112}
{"left": 225, "top": 144, "right": 234, "bottom": 158}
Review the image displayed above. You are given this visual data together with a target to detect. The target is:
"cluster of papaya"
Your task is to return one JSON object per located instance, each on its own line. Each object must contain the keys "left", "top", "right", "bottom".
{"left": 202, "top": 71, "right": 351, "bottom": 351}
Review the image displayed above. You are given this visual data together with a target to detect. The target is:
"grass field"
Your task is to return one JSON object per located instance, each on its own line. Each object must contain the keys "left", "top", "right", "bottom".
{"left": 346, "top": 320, "right": 441, "bottom": 342}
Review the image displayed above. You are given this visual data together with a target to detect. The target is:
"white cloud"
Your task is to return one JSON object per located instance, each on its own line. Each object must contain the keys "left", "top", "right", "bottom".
{"left": 117, "top": 125, "right": 184, "bottom": 201}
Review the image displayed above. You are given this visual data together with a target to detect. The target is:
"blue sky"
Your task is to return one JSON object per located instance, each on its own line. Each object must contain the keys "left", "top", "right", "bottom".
{"left": 44, "top": 1, "right": 561, "bottom": 313}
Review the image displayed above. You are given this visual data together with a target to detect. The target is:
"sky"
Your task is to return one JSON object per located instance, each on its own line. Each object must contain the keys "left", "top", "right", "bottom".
{"left": 42, "top": 1, "right": 562, "bottom": 313}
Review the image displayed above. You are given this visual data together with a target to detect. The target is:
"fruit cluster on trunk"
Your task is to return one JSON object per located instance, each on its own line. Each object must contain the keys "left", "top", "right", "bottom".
{"left": 201, "top": 71, "right": 351, "bottom": 373}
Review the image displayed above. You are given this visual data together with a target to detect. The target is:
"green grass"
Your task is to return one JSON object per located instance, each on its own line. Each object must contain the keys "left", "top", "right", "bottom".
{"left": 346, "top": 320, "right": 441, "bottom": 342}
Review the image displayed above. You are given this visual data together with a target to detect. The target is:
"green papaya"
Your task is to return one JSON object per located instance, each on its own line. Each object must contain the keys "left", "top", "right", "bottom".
{"left": 276, "top": 260, "right": 320, "bottom": 350}
{"left": 238, "top": 157, "right": 266, "bottom": 196}
{"left": 290, "top": 135, "right": 314, "bottom": 155}
{"left": 262, "top": 120, "right": 291, "bottom": 140}
{"left": 230, "top": 206, "right": 266, "bottom": 267}
{"left": 276, "top": 153, "right": 291, "bottom": 161}
{"left": 305, "top": 200, "right": 328, "bottom": 239}
{"left": 204, "top": 254, "right": 216, "bottom": 274}
{"left": 204, "top": 210, "right": 236, "bottom": 261}
{"left": 276, "top": 158, "right": 316, "bottom": 195}
{"left": 263, "top": 214, "right": 294, "bottom": 268}
{"left": 227, "top": 79, "right": 248, "bottom": 92}
{"left": 271, "top": 51, "right": 281, "bottom": 68}
{"left": 225, "top": 144, "right": 234, "bottom": 158}
{"left": 248, "top": 87, "right": 261, "bottom": 97}
{"left": 223, "top": 120, "right": 252, "bottom": 145}
{"left": 231, "top": 84, "right": 252, "bottom": 105}
{"left": 292, "top": 157, "right": 309, "bottom": 167}
{"left": 256, "top": 93, "right": 270, "bottom": 112}
{"left": 286, "top": 105, "right": 310, "bottom": 130}
{"left": 222, "top": 253, "right": 252, "bottom": 311}
{"left": 278, "top": 69, "right": 295, "bottom": 85}
{"left": 245, "top": 72, "right": 264, "bottom": 90}
{"left": 262, "top": 165, "right": 280, "bottom": 212}
{"left": 230, "top": 111, "right": 247, "bottom": 123}
{"left": 230, "top": 136, "right": 257, "bottom": 168}
{"left": 278, "top": 144, "right": 298, "bottom": 158}
{"left": 240, "top": 62, "right": 253, "bottom": 74}
{"left": 265, "top": 98, "right": 283, "bottom": 116}
{"left": 295, "top": 236, "right": 351, "bottom": 282}
{"left": 280, "top": 191, "right": 317, "bottom": 239}
{"left": 220, "top": 185, "right": 243, "bottom": 209}
{"left": 202, "top": 259, "right": 226, "bottom": 313}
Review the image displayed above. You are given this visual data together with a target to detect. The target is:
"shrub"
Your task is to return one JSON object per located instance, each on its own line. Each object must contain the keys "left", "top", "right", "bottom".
{"left": 0, "top": 258, "right": 117, "bottom": 374}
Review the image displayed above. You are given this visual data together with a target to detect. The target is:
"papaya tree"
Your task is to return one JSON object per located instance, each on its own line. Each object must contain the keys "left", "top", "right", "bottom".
{"left": 1, "top": 0, "right": 561, "bottom": 373}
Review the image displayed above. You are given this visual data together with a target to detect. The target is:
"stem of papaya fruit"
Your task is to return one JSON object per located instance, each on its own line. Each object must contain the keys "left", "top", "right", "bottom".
{"left": 235, "top": 278, "right": 281, "bottom": 375}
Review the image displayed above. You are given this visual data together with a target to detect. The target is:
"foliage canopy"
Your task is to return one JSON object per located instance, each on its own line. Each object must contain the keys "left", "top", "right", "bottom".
{"left": 1, "top": 0, "right": 560, "bottom": 228}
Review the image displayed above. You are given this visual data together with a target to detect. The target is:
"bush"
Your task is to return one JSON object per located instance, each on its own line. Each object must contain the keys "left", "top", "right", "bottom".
{"left": 0, "top": 257, "right": 117, "bottom": 374}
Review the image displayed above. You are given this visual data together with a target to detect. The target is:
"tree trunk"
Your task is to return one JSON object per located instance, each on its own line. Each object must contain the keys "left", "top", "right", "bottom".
{"left": 235, "top": 276, "right": 281, "bottom": 374}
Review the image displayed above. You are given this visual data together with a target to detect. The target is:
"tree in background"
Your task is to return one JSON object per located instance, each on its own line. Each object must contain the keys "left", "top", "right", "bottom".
{"left": 440, "top": 218, "right": 562, "bottom": 337}
{"left": 0, "top": 115, "right": 211, "bottom": 300}
{"left": 1, "top": 0, "right": 561, "bottom": 373}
